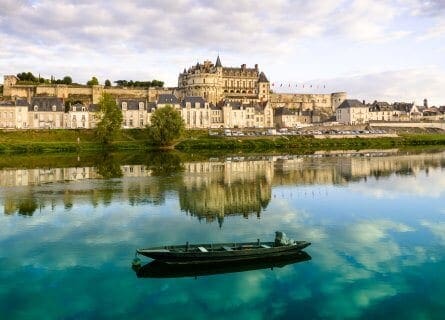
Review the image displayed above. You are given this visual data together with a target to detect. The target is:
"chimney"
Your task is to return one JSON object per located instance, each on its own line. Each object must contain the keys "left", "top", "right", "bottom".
{"left": 255, "top": 64, "right": 258, "bottom": 70}
{"left": 363, "top": 100, "right": 365, "bottom": 105}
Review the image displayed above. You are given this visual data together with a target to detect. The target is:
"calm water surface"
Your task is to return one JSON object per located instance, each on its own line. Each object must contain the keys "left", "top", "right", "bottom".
{"left": 1, "top": 150, "right": 445, "bottom": 319}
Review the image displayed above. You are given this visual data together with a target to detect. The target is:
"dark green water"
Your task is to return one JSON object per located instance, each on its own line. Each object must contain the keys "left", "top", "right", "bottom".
{"left": 1, "top": 149, "right": 445, "bottom": 319}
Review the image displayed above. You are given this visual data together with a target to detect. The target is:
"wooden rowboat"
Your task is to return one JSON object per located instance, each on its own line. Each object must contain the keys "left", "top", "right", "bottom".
{"left": 136, "top": 231, "right": 310, "bottom": 264}
{"left": 135, "top": 250, "right": 311, "bottom": 278}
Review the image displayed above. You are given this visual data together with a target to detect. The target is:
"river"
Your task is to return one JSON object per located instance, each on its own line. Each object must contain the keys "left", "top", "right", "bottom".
{"left": 1, "top": 149, "right": 444, "bottom": 319}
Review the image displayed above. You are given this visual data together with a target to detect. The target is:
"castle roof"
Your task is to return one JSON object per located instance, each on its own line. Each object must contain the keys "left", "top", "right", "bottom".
{"left": 157, "top": 94, "right": 179, "bottom": 105}
{"left": 258, "top": 72, "right": 269, "bottom": 82}
{"left": 215, "top": 55, "right": 222, "bottom": 68}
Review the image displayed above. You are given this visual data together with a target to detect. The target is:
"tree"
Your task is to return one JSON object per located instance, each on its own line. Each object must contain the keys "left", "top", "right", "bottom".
{"left": 147, "top": 105, "right": 184, "bottom": 147}
{"left": 87, "top": 76, "right": 99, "bottom": 86}
{"left": 62, "top": 76, "right": 72, "bottom": 85}
{"left": 104, "top": 79, "right": 111, "bottom": 87}
{"left": 95, "top": 93, "right": 123, "bottom": 146}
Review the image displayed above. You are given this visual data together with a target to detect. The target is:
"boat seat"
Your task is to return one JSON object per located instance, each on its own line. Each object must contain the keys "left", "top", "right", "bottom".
{"left": 197, "top": 246, "right": 208, "bottom": 252}
{"left": 260, "top": 244, "right": 271, "bottom": 249}
{"left": 222, "top": 246, "right": 233, "bottom": 251}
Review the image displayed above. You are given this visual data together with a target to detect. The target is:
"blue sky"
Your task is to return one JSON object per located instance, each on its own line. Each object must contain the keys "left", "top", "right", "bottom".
{"left": 1, "top": 0, "right": 444, "bottom": 105}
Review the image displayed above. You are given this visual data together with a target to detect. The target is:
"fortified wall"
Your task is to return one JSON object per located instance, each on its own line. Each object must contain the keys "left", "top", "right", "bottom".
{"left": 270, "top": 92, "right": 347, "bottom": 113}
{"left": 3, "top": 75, "right": 175, "bottom": 104}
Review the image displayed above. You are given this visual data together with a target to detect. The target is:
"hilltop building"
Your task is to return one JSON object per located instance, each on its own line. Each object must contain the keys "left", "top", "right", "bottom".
{"left": 178, "top": 56, "right": 347, "bottom": 116}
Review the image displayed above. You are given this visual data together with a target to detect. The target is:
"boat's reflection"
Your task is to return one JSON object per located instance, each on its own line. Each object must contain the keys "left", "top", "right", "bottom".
{"left": 134, "top": 250, "right": 311, "bottom": 278}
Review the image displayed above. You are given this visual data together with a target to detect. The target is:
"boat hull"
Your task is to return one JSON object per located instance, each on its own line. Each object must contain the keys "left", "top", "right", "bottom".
{"left": 137, "top": 241, "right": 310, "bottom": 264}
{"left": 135, "top": 250, "right": 311, "bottom": 278}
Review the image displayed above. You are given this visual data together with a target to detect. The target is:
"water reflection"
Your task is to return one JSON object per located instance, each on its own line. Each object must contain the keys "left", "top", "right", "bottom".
{"left": 1, "top": 150, "right": 445, "bottom": 221}
{"left": 134, "top": 251, "right": 311, "bottom": 278}
{"left": 1, "top": 149, "right": 445, "bottom": 319}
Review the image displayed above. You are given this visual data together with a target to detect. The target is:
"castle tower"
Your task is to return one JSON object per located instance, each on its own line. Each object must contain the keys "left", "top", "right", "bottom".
{"left": 3, "top": 75, "right": 18, "bottom": 97}
{"left": 258, "top": 72, "right": 270, "bottom": 102}
{"left": 331, "top": 92, "right": 347, "bottom": 111}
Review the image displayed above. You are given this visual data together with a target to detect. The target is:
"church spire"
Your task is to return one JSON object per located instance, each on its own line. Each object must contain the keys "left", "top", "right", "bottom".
{"left": 215, "top": 55, "right": 222, "bottom": 68}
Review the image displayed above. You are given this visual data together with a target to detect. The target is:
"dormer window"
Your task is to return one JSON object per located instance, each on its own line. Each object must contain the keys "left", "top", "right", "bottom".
{"left": 52, "top": 105, "right": 57, "bottom": 112}
{"left": 82, "top": 107, "right": 86, "bottom": 112}
{"left": 122, "top": 102, "right": 127, "bottom": 110}
{"left": 73, "top": 106, "right": 77, "bottom": 112}
{"left": 139, "top": 102, "right": 144, "bottom": 110}
{"left": 34, "top": 105, "right": 38, "bottom": 111}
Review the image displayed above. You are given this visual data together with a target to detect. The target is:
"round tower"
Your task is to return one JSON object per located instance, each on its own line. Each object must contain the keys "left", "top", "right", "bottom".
{"left": 331, "top": 92, "right": 347, "bottom": 112}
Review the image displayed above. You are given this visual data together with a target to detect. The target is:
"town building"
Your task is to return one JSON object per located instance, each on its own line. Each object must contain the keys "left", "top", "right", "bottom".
{"left": 336, "top": 100, "right": 369, "bottom": 125}
{"left": 28, "top": 97, "right": 65, "bottom": 129}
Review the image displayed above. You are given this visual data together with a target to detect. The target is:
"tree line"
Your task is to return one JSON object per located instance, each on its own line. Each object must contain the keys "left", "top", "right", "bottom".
{"left": 15, "top": 72, "right": 163, "bottom": 88}
{"left": 113, "top": 80, "right": 164, "bottom": 88}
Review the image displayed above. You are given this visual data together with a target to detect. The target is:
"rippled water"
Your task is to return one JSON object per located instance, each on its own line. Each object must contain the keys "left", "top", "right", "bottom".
{"left": 1, "top": 149, "right": 445, "bottom": 319}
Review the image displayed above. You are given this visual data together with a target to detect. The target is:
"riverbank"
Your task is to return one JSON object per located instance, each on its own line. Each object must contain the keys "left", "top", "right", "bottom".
{"left": 0, "top": 128, "right": 444, "bottom": 154}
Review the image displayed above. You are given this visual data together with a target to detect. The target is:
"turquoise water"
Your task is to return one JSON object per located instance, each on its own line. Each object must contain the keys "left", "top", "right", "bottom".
{"left": 1, "top": 150, "right": 445, "bottom": 319}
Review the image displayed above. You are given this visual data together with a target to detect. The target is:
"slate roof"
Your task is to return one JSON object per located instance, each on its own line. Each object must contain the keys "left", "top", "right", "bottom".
{"left": 337, "top": 99, "right": 367, "bottom": 109}
{"left": 0, "top": 101, "right": 14, "bottom": 107}
{"left": 258, "top": 72, "right": 269, "bottom": 83}
{"left": 118, "top": 99, "right": 146, "bottom": 110}
{"left": 181, "top": 96, "right": 207, "bottom": 108}
{"left": 89, "top": 104, "right": 100, "bottom": 112}
{"left": 215, "top": 55, "right": 222, "bottom": 68}
{"left": 147, "top": 102, "right": 157, "bottom": 112}
{"left": 392, "top": 102, "right": 415, "bottom": 112}
{"left": 69, "top": 103, "right": 88, "bottom": 112}
{"left": 157, "top": 94, "right": 179, "bottom": 105}
{"left": 30, "top": 97, "right": 64, "bottom": 112}
{"left": 15, "top": 99, "right": 29, "bottom": 107}
{"left": 209, "top": 103, "right": 221, "bottom": 110}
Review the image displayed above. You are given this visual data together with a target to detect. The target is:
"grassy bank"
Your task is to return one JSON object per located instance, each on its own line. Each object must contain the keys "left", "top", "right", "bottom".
{"left": 176, "top": 133, "right": 445, "bottom": 152}
{"left": 0, "top": 129, "right": 148, "bottom": 153}
{"left": 0, "top": 129, "right": 445, "bottom": 154}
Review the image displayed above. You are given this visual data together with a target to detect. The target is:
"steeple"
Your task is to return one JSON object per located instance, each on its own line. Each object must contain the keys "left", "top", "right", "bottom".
{"left": 215, "top": 55, "right": 222, "bottom": 68}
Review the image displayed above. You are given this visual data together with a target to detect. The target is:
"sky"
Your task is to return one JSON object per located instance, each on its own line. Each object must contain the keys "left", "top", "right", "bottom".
{"left": 0, "top": 0, "right": 444, "bottom": 106}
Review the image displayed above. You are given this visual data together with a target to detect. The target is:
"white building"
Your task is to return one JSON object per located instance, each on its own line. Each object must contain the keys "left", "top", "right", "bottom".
{"left": 336, "top": 100, "right": 369, "bottom": 125}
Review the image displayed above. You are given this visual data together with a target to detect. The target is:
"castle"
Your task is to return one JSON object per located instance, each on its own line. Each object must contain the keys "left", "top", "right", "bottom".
{"left": 177, "top": 56, "right": 347, "bottom": 115}
{"left": 1, "top": 56, "right": 348, "bottom": 129}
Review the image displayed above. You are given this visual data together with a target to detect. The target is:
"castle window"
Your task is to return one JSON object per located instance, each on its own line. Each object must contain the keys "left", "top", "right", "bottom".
{"left": 34, "top": 105, "right": 38, "bottom": 111}
{"left": 203, "top": 78, "right": 206, "bottom": 84}
{"left": 73, "top": 106, "right": 76, "bottom": 112}
{"left": 139, "top": 102, "right": 144, "bottom": 110}
{"left": 82, "top": 107, "right": 86, "bottom": 112}
{"left": 52, "top": 105, "right": 57, "bottom": 112}
{"left": 122, "top": 102, "right": 127, "bottom": 110}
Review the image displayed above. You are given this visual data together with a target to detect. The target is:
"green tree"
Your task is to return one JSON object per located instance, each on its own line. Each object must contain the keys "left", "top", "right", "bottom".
{"left": 62, "top": 76, "right": 72, "bottom": 85}
{"left": 147, "top": 105, "right": 184, "bottom": 147}
{"left": 87, "top": 76, "right": 99, "bottom": 86}
{"left": 95, "top": 93, "right": 123, "bottom": 146}
{"left": 104, "top": 79, "right": 111, "bottom": 87}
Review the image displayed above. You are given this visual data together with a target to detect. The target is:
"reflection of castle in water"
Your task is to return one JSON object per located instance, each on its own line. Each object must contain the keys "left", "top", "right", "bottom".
{"left": 1, "top": 151, "right": 445, "bottom": 219}
{"left": 179, "top": 161, "right": 273, "bottom": 225}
